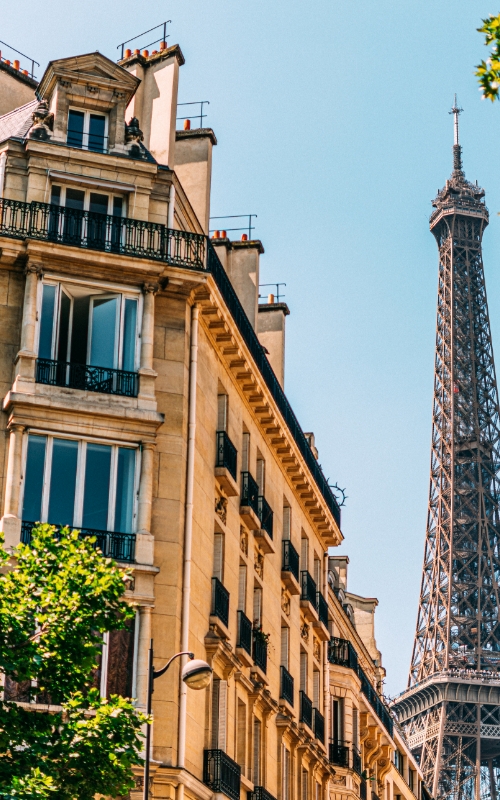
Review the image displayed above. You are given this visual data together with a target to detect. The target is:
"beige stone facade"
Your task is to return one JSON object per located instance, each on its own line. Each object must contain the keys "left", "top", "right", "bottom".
{"left": 0, "top": 43, "right": 425, "bottom": 800}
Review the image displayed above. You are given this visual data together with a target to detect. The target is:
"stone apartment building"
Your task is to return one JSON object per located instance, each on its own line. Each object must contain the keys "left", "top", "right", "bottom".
{"left": 0, "top": 44, "right": 425, "bottom": 800}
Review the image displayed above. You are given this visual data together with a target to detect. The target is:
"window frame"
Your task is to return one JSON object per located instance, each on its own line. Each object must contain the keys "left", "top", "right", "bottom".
{"left": 36, "top": 277, "right": 142, "bottom": 372}
{"left": 67, "top": 107, "right": 109, "bottom": 153}
{"left": 19, "top": 431, "right": 140, "bottom": 534}
{"left": 50, "top": 183, "right": 126, "bottom": 216}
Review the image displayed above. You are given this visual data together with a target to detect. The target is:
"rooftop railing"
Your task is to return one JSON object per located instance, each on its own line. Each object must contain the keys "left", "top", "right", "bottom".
{"left": 0, "top": 197, "right": 341, "bottom": 529}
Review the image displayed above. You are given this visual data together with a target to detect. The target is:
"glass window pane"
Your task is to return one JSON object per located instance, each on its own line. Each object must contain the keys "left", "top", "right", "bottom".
{"left": 50, "top": 185, "right": 61, "bottom": 206}
{"left": 113, "top": 197, "right": 123, "bottom": 217}
{"left": 67, "top": 110, "right": 84, "bottom": 148}
{"left": 88, "top": 114, "right": 106, "bottom": 153}
{"left": 114, "top": 448, "right": 135, "bottom": 533}
{"left": 82, "top": 444, "right": 111, "bottom": 530}
{"left": 90, "top": 297, "right": 117, "bottom": 368}
{"left": 70, "top": 296, "right": 90, "bottom": 365}
{"left": 38, "top": 285, "right": 56, "bottom": 359}
{"left": 57, "top": 291, "right": 71, "bottom": 362}
{"left": 89, "top": 193, "right": 108, "bottom": 215}
{"left": 122, "top": 299, "right": 137, "bottom": 372}
{"left": 47, "top": 439, "right": 78, "bottom": 527}
{"left": 65, "top": 188, "right": 85, "bottom": 211}
{"left": 22, "top": 435, "right": 47, "bottom": 522}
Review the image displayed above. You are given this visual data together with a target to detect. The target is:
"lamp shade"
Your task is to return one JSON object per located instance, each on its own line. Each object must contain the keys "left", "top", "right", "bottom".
{"left": 181, "top": 659, "right": 212, "bottom": 689}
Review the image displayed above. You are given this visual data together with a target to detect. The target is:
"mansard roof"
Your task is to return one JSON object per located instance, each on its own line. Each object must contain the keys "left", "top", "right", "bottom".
{"left": 0, "top": 99, "right": 38, "bottom": 144}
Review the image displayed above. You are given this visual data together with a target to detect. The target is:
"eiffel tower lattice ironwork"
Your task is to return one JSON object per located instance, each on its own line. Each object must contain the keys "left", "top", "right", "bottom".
{"left": 393, "top": 100, "right": 500, "bottom": 800}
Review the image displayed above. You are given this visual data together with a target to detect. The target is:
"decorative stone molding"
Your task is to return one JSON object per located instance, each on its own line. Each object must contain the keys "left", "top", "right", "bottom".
{"left": 215, "top": 494, "right": 227, "bottom": 525}
{"left": 28, "top": 100, "right": 54, "bottom": 141}
{"left": 281, "top": 587, "right": 291, "bottom": 617}
{"left": 254, "top": 549, "right": 264, "bottom": 578}
{"left": 240, "top": 527, "right": 248, "bottom": 554}
{"left": 300, "top": 622, "right": 310, "bottom": 642}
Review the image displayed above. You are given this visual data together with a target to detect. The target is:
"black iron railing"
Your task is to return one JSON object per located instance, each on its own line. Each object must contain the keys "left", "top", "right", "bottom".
{"left": 241, "top": 471, "right": 259, "bottom": 515}
{"left": 253, "top": 634, "right": 267, "bottom": 673}
{"left": 0, "top": 196, "right": 341, "bottom": 530}
{"left": 236, "top": 610, "right": 252, "bottom": 656}
{"left": 360, "top": 782, "right": 367, "bottom": 800}
{"left": 216, "top": 431, "right": 237, "bottom": 480}
{"left": 301, "top": 571, "right": 317, "bottom": 607}
{"left": 299, "top": 690, "right": 313, "bottom": 730}
{"left": 317, "top": 591, "right": 329, "bottom": 628}
{"left": 36, "top": 358, "right": 138, "bottom": 397}
{"left": 211, "top": 577, "right": 229, "bottom": 627}
{"left": 329, "top": 741, "right": 349, "bottom": 768}
{"left": 280, "top": 665, "right": 294, "bottom": 706}
{"left": 313, "top": 707, "right": 325, "bottom": 743}
{"left": 258, "top": 495, "right": 273, "bottom": 539}
{"left": 352, "top": 746, "right": 362, "bottom": 776}
{"left": 282, "top": 539, "right": 299, "bottom": 582}
{"left": 327, "top": 637, "right": 393, "bottom": 737}
{"left": 249, "top": 788, "right": 277, "bottom": 800}
{"left": 20, "top": 520, "right": 136, "bottom": 562}
{"left": 203, "top": 749, "right": 241, "bottom": 800}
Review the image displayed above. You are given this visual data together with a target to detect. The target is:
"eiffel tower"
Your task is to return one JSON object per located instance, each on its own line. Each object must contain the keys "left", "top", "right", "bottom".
{"left": 393, "top": 101, "right": 500, "bottom": 800}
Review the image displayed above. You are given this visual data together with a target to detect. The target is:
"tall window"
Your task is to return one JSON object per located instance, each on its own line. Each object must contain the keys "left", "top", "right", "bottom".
{"left": 237, "top": 700, "right": 247, "bottom": 772}
{"left": 94, "top": 618, "right": 135, "bottom": 699}
{"left": 256, "top": 456, "right": 265, "bottom": 495}
{"left": 253, "top": 717, "right": 262, "bottom": 785}
{"left": 301, "top": 769, "right": 308, "bottom": 800}
{"left": 353, "top": 707, "right": 358, "bottom": 748}
{"left": 280, "top": 627, "right": 289, "bottom": 671}
{"left": 211, "top": 678, "right": 227, "bottom": 750}
{"left": 301, "top": 535, "right": 309, "bottom": 573}
{"left": 67, "top": 108, "right": 108, "bottom": 152}
{"left": 300, "top": 650, "right": 308, "bottom": 693}
{"left": 282, "top": 503, "right": 291, "bottom": 540}
{"left": 217, "top": 393, "right": 228, "bottom": 432}
{"left": 242, "top": 431, "right": 250, "bottom": 472}
{"left": 213, "top": 533, "right": 224, "bottom": 582}
{"left": 314, "top": 557, "right": 322, "bottom": 589}
{"left": 282, "top": 746, "right": 291, "bottom": 800}
{"left": 238, "top": 564, "right": 247, "bottom": 612}
{"left": 253, "top": 585, "right": 262, "bottom": 628}
{"left": 51, "top": 185, "right": 123, "bottom": 216}
{"left": 331, "top": 697, "right": 343, "bottom": 742}
{"left": 21, "top": 434, "right": 136, "bottom": 533}
{"left": 38, "top": 282, "right": 139, "bottom": 372}
{"left": 313, "top": 670, "right": 320, "bottom": 710}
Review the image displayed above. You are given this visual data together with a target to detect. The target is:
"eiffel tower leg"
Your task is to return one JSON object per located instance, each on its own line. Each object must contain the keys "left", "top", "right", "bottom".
{"left": 488, "top": 760, "right": 496, "bottom": 800}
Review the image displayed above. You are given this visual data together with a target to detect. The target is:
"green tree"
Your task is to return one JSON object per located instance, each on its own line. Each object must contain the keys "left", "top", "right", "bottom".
{"left": 0, "top": 523, "right": 147, "bottom": 799}
{"left": 476, "top": 15, "right": 500, "bottom": 100}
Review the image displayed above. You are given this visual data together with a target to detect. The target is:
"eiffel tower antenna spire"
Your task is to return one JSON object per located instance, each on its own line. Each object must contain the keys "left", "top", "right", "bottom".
{"left": 450, "top": 94, "right": 463, "bottom": 172}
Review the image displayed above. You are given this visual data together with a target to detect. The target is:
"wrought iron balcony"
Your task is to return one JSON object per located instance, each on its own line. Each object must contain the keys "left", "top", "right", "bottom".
{"left": 211, "top": 577, "right": 230, "bottom": 628}
{"left": 301, "top": 570, "right": 317, "bottom": 607}
{"left": 241, "top": 471, "right": 259, "bottom": 516}
{"left": 253, "top": 633, "right": 267, "bottom": 673}
{"left": 328, "top": 636, "right": 359, "bottom": 672}
{"left": 360, "top": 782, "right": 367, "bottom": 800}
{"left": 329, "top": 741, "right": 349, "bottom": 768}
{"left": 299, "top": 690, "right": 313, "bottom": 730}
{"left": 352, "top": 745, "right": 362, "bottom": 776}
{"left": 313, "top": 707, "right": 325, "bottom": 743}
{"left": 20, "top": 520, "right": 136, "bottom": 562}
{"left": 249, "top": 788, "right": 277, "bottom": 800}
{"left": 358, "top": 669, "right": 393, "bottom": 737}
{"left": 236, "top": 610, "right": 252, "bottom": 656}
{"left": 280, "top": 665, "right": 294, "bottom": 706}
{"left": 258, "top": 495, "right": 273, "bottom": 538}
{"left": 216, "top": 431, "right": 237, "bottom": 480}
{"left": 36, "top": 358, "right": 138, "bottom": 397}
{"left": 317, "top": 591, "right": 329, "bottom": 628}
{"left": 282, "top": 539, "right": 299, "bottom": 582}
{"left": 203, "top": 749, "right": 241, "bottom": 800}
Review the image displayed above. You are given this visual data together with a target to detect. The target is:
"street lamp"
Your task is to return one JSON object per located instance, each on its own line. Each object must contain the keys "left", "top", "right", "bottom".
{"left": 143, "top": 640, "right": 212, "bottom": 800}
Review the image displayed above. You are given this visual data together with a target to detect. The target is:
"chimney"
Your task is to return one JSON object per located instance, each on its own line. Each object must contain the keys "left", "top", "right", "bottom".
{"left": 303, "top": 432, "right": 318, "bottom": 459}
{"left": 225, "top": 238, "right": 264, "bottom": 330}
{"left": 0, "top": 61, "right": 37, "bottom": 117}
{"left": 257, "top": 299, "right": 290, "bottom": 387}
{"left": 175, "top": 128, "right": 217, "bottom": 233}
{"left": 328, "top": 555, "right": 349, "bottom": 591}
{"left": 122, "top": 46, "right": 184, "bottom": 167}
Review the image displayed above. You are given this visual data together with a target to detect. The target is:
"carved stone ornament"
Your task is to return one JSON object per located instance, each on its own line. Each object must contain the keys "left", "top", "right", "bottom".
{"left": 332, "top": 776, "right": 347, "bottom": 786}
{"left": 254, "top": 550, "right": 264, "bottom": 579}
{"left": 240, "top": 528, "right": 248, "bottom": 555}
{"left": 281, "top": 588, "right": 291, "bottom": 617}
{"left": 300, "top": 622, "right": 310, "bottom": 641}
{"left": 215, "top": 495, "right": 227, "bottom": 525}
{"left": 87, "top": 84, "right": 99, "bottom": 94}
{"left": 125, "top": 116, "right": 144, "bottom": 143}
{"left": 313, "top": 638, "right": 321, "bottom": 662}
{"left": 28, "top": 100, "right": 54, "bottom": 141}
{"left": 59, "top": 79, "right": 72, "bottom": 88}
{"left": 142, "top": 282, "right": 159, "bottom": 295}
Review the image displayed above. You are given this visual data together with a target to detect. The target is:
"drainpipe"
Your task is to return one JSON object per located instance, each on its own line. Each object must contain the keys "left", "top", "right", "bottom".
{"left": 177, "top": 303, "right": 199, "bottom": 783}
{"left": 168, "top": 183, "right": 176, "bottom": 229}
{"left": 324, "top": 552, "right": 331, "bottom": 773}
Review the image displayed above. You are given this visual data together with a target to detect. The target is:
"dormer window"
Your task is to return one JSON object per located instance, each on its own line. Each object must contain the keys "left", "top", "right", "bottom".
{"left": 67, "top": 109, "right": 108, "bottom": 153}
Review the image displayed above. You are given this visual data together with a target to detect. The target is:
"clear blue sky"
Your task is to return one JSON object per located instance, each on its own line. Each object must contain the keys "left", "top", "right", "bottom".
{"left": 4, "top": 0, "right": 500, "bottom": 696}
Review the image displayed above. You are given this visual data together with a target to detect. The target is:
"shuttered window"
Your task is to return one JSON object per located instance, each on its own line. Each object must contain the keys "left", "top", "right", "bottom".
{"left": 301, "top": 536, "right": 309, "bottom": 572}
{"left": 280, "top": 627, "right": 289, "bottom": 670}
{"left": 301, "top": 769, "right": 308, "bottom": 800}
{"left": 217, "top": 394, "right": 228, "bottom": 432}
{"left": 213, "top": 533, "right": 224, "bottom": 582}
{"left": 314, "top": 557, "right": 321, "bottom": 589}
{"left": 313, "top": 670, "right": 320, "bottom": 710}
{"left": 237, "top": 699, "right": 246, "bottom": 770}
{"left": 256, "top": 458, "right": 265, "bottom": 494}
{"left": 300, "top": 650, "right": 308, "bottom": 693}
{"left": 331, "top": 697, "right": 343, "bottom": 741}
{"left": 238, "top": 564, "right": 247, "bottom": 612}
{"left": 353, "top": 706, "right": 358, "bottom": 747}
{"left": 315, "top": 783, "right": 321, "bottom": 800}
{"left": 282, "top": 504, "right": 291, "bottom": 540}
{"left": 253, "top": 717, "right": 261, "bottom": 785}
{"left": 211, "top": 678, "right": 228, "bottom": 750}
{"left": 253, "top": 586, "right": 262, "bottom": 628}
{"left": 242, "top": 432, "right": 250, "bottom": 472}
{"left": 283, "top": 745, "right": 291, "bottom": 800}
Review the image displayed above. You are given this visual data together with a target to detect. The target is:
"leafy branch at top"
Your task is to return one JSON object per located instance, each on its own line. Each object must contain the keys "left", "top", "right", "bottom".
{"left": 476, "top": 15, "right": 500, "bottom": 101}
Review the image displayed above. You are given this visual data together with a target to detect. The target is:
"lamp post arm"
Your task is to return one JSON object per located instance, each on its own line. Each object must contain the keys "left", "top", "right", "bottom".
{"left": 153, "top": 650, "right": 194, "bottom": 681}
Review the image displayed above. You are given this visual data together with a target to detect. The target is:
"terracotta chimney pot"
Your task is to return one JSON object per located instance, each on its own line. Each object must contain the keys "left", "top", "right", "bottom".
{"left": 160, "top": 41, "right": 167, "bottom": 51}
{"left": 134, "top": 49, "right": 140, "bottom": 55}
{"left": 241, "top": 233, "right": 248, "bottom": 241}
{"left": 184, "top": 119, "right": 191, "bottom": 131}
{"left": 13, "top": 60, "right": 20, "bottom": 70}
{"left": 142, "top": 49, "right": 149, "bottom": 58}
{"left": 268, "top": 293, "right": 275, "bottom": 304}
{"left": 125, "top": 48, "right": 132, "bottom": 58}
{"left": 221, "top": 230, "right": 227, "bottom": 238}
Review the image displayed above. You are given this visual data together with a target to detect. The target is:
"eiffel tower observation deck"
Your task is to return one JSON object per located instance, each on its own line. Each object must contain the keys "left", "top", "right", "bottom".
{"left": 392, "top": 101, "right": 500, "bottom": 800}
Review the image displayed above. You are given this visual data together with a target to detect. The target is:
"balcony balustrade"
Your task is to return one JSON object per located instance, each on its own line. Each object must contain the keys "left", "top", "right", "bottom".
{"left": 252, "top": 634, "right": 267, "bottom": 674}
{"left": 313, "top": 707, "right": 325, "bottom": 743}
{"left": 36, "top": 358, "right": 138, "bottom": 397}
{"left": 301, "top": 571, "right": 317, "bottom": 607}
{"left": 216, "top": 431, "right": 237, "bottom": 481}
{"left": 316, "top": 590, "right": 329, "bottom": 629}
{"left": 257, "top": 495, "right": 273, "bottom": 539}
{"left": 21, "top": 520, "right": 136, "bottom": 562}
{"left": 236, "top": 611, "right": 252, "bottom": 656}
{"left": 203, "top": 749, "right": 240, "bottom": 800}
{"left": 360, "top": 782, "right": 367, "bottom": 800}
{"left": 211, "top": 577, "right": 230, "bottom": 628}
{"left": 299, "top": 690, "right": 313, "bottom": 730}
{"left": 352, "top": 745, "right": 362, "bottom": 776}
{"left": 280, "top": 665, "right": 294, "bottom": 707}
{"left": 249, "top": 788, "right": 277, "bottom": 800}
{"left": 329, "top": 741, "right": 349, "bottom": 768}
{"left": 282, "top": 539, "right": 299, "bottom": 582}
{"left": 241, "top": 471, "right": 259, "bottom": 516}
